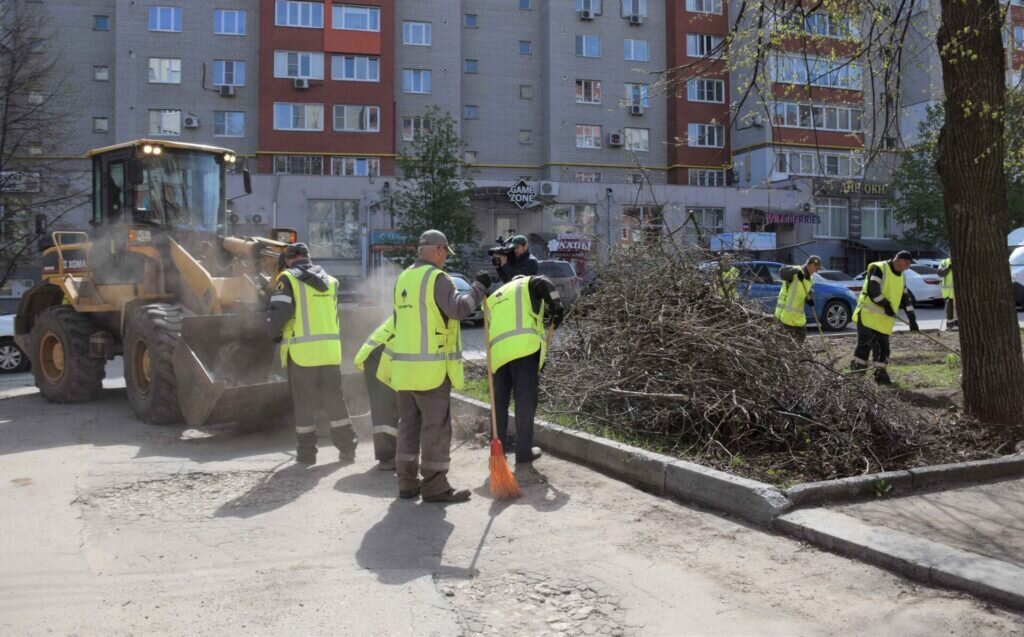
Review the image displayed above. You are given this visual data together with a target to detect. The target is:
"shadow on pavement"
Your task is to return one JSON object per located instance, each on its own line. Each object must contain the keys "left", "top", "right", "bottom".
{"left": 214, "top": 461, "right": 344, "bottom": 518}
{"left": 356, "top": 499, "right": 477, "bottom": 584}
{"left": 471, "top": 466, "right": 571, "bottom": 513}
{"left": 334, "top": 465, "right": 397, "bottom": 499}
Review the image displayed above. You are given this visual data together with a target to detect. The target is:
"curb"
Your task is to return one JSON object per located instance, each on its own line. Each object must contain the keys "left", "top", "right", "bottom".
{"left": 776, "top": 508, "right": 1024, "bottom": 611}
{"left": 451, "top": 394, "right": 790, "bottom": 525}
{"left": 0, "top": 387, "right": 39, "bottom": 401}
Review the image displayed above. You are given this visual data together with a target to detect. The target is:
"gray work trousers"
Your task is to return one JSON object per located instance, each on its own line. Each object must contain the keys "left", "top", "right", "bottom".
{"left": 396, "top": 377, "right": 453, "bottom": 498}
{"left": 363, "top": 346, "right": 398, "bottom": 462}
{"left": 287, "top": 361, "right": 356, "bottom": 455}
{"left": 780, "top": 322, "right": 807, "bottom": 344}
{"left": 945, "top": 298, "right": 956, "bottom": 322}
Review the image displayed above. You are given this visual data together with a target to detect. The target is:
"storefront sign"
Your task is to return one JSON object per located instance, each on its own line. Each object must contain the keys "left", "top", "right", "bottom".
{"left": 507, "top": 179, "right": 537, "bottom": 209}
{"left": 370, "top": 229, "right": 411, "bottom": 246}
{"left": 815, "top": 179, "right": 890, "bottom": 197}
{"left": 765, "top": 213, "right": 821, "bottom": 224}
{"left": 551, "top": 232, "right": 592, "bottom": 253}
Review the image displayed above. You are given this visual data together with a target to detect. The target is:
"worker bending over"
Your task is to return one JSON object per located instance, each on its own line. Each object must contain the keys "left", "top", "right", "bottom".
{"left": 851, "top": 250, "right": 919, "bottom": 384}
{"left": 354, "top": 315, "right": 398, "bottom": 471}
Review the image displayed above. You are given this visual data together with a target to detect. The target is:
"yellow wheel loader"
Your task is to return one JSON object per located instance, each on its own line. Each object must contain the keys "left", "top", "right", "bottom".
{"left": 14, "top": 140, "right": 300, "bottom": 427}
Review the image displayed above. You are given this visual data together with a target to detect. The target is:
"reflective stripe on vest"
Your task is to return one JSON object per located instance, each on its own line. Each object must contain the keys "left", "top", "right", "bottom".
{"left": 388, "top": 265, "right": 464, "bottom": 391}
{"left": 940, "top": 258, "right": 954, "bottom": 299}
{"left": 775, "top": 269, "right": 809, "bottom": 328}
{"left": 853, "top": 261, "right": 905, "bottom": 335}
{"left": 277, "top": 270, "right": 341, "bottom": 368}
{"left": 486, "top": 277, "right": 546, "bottom": 373}
{"left": 354, "top": 315, "right": 395, "bottom": 370}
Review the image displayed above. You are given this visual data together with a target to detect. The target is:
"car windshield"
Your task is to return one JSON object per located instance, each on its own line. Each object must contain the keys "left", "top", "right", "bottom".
{"left": 452, "top": 276, "right": 471, "bottom": 291}
{"left": 134, "top": 149, "right": 223, "bottom": 232}
{"left": 539, "top": 261, "right": 575, "bottom": 278}
{"left": 817, "top": 271, "right": 854, "bottom": 281}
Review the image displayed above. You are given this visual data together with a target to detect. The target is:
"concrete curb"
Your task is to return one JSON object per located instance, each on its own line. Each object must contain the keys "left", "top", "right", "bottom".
{"left": 776, "top": 508, "right": 1024, "bottom": 611}
{"left": 0, "top": 387, "right": 39, "bottom": 401}
{"left": 451, "top": 394, "right": 790, "bottom": 525}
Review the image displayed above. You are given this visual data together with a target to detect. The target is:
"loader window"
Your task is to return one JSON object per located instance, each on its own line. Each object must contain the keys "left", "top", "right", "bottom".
{"left": 134, "top": 150, "right": 222, "bottom": 232}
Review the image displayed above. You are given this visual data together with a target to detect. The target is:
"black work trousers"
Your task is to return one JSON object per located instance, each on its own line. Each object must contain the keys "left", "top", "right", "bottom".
{"left": 363, "top": 347, "right": 398, "bottom": 461}
{"left": 493, "top": 351, "right": 540, "bottom": 465}
{"left": 287, "top": 360, "right": 357, "bottom": 456}
{"left": 852, "top": 318, "right": 890, "bottom": 369}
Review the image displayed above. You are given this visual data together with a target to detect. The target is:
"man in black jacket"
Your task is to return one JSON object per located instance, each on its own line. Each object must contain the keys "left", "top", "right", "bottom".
{"left": 496, "top": 235, "right": 539, "bottom": 283}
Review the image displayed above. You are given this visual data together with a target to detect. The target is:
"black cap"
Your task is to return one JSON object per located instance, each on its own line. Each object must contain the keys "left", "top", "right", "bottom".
{"left": 894, "top": 250, "right": 913, "bottom": 261}
{"left": 806, "top": 255, "right": 822, "bottom": 266}
{"left": 285, "top": 242, "right": 310, "bottom": 258}
{"left": 510, "top": 235, "right": 528, "bottom": 246}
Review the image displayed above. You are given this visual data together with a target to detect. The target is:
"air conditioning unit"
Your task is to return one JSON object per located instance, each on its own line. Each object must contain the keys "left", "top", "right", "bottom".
{"left": 219, "top": 85, "right": 236, "bottom": 97}
{"left": 580, "top": 9, "right": 594, "bottom": 20}
{"left": 250, "top": 213, "right": 265, "bottom": 225}
{"left": 293, "top": 78, "right": 310, "bottom": 90}
{"left": 183, "top": 116, "right": 200, "bottom": 129}
{"left": 539, "top": 181, "right": 559, "bottom": 196}
{"left": 629, "top": 14, "right": 644, "bottom": 25}
{"left": 608, "top": 132, "right": 624, "bottom": 147}
{"left": 629, "top": 103, "right": 644, "bottom": 116}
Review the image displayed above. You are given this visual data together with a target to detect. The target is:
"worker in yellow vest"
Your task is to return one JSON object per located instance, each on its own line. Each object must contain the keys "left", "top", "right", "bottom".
{"left": 775, "top": 256, "right": 822, "bottom": 343}
{"left": 851, "top": 250, "right": 919, "bottom": 384}
{"left": 353, "top": 315, "right": 398, "bottom": 471}
{"left": 937, "top": 257, "right": 956, "bottom": 330}
{"left": 717, "top": 254, "right": 740, "bottom": 299}
{"left": 486, "top": 274, "right": 564, "bottom": 484}
{"left": 389, "top": 230, "right": 490, "bottom": 503}
{"left": 266, "top": 243, "right": 355, "bottom": 465}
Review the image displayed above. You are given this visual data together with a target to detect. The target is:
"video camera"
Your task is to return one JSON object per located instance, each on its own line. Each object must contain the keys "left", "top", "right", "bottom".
{"left": 486, "top": 235, "right": 515, "bottom": 267}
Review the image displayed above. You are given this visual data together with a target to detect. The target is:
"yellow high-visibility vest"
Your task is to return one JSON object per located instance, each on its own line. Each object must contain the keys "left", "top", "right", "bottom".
{"left": 721, "top": 266, "right": 739, "bottom": 299}
{"left": 775, "top": 269, "right": 810, "bottom": 328}
{"left": 853, "top": 260, "right": 905, "bottom": 335}
{"left": 276, "top": 270, "right": 341, "bottom": 368}
{"left": 354, "top": 315, "right": 396, "bottom": 387}
{"left": 486, "top": 277, "right": 546, "bottom": 373}
{"left": 388, "top": 264, "right": 464, "bottom": 391}
{"left": 940, "top": 258, "right": 954, "bottom": 300}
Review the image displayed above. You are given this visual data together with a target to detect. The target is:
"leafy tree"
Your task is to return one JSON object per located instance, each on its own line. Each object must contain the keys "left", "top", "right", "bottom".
{"left": 393, "top": 106, "right": 477, "bottom": 270}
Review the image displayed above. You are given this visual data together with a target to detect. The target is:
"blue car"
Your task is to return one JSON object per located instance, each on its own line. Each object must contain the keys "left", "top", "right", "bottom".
{"left": 734, "top": 261, "right": 858, "bottom": 331}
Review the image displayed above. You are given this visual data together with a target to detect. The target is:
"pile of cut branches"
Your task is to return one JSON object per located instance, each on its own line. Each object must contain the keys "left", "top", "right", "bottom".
{"left": 543, "top": 243, "right": 998, "bottom": 483}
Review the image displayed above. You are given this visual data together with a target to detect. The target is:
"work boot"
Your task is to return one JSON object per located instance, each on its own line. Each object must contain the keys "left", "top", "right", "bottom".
{"left": 529, "top": 447, "right": 543, "bottom": 462}
{"left": 850, "top": 360, "right": 869, "bottom": 375}
{"left": 296, "top": 449, "right": 317, "bottom": 465}
{"left": 873, "top": 368, "right": 893, "bottom": 385}
{"left": 337, "top": 447, "right": 356, "bottom": 464}
{"left": 377, "top": 458, "right": 397, "bottom": 472}
{"left": 398, "top": 486, "right": 421, "bottom": 499}
{"left": 514, "top": 463, "right": 546, "bottom": 485}
{"left": 423, "top": 488, "right": 472, "bottom": 503}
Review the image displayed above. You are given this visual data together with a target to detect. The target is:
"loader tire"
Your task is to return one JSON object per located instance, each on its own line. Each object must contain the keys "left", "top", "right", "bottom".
{"left": 124, "top": 304, "right": 184, "bottom": 425}
{"left": 30, "top": 306, "right": 106, "bottom": 403}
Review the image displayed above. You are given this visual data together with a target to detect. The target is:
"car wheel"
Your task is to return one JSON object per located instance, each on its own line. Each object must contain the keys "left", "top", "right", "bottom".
{"left": 0, "top": 339, "right": 29, "bottom": 373}
{"left": 822, "top": 300, "right": 850, "bottom": 332}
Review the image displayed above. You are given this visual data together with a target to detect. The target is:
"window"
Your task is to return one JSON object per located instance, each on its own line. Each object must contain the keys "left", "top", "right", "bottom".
{"left": 333, "top": 105, "right": 380, "bottom": 132}
{"left": 402, "top": 116, "right": 431, "bottom": 141}
{"left": 775, "top": 150, "right": 864, "bottom": 177}
{"left": 771, "top": 54, "right": 861, "bottom": 90}
{"left": 213, "top": 60, "right": 245, "bottom": 86}
{"left": 575, "top": 124, "right": 602, "bottom": 148}
{"left": 93, "top": 117, "right": 109, "bottom": 133}
{"left": 519, "top": 40, "right": 532, "bottom": 55}
{"left": 333, "top": 5, "right": 380, "bottom": 31}
{"left": 520, "top": 85, "right": 533, "bottom": 99}
{"left": 214, "top": 10, "right": 246, "bottom": 35}
{"left": 275, "top": 51, "right": 325, "bottom": 79}
{"left": 149, "top": 7, "right": 181, "bottom": 32}
{"left": 623, "top": 206, "right": 664, "bottom": 244}
{"left": 771, "top": 102, "right": 863, "bottom": 132}
{"left": 1016, "top": 26, "right": 1024, "bottom": 50}
{"left": 148, "top": 109, "right": 181, "bottom": 136}
{"left": 464, "top": 151, "right": 478, "bottom": 165}
{"left": 275, "top": 1, "right": 324, "bottom": 28}
{"left": 687, "top": 78, "right": 725, "bottom": 103}
{"left": 403, "top": 21, "right": 431, "bottom": 45}
{"left": 27, "top": 91, "right": 43, "bottom": 105}
{"left": 624, "top": 128, "right": 649, "bottom": 151}
{"left": 687, "top": 34, "right": 724, "bottom": 58}
{"left": 576, "top": 172, "right": 601, "bottom": 183}
{"left": 688, "top": 169, "right": 726, "bottom": 186}
{"left": 687, "top": 123, "right": 725, "bottom": 147}
{"left": 550, "top": 204, "right": 598, "bottom": 235}
{"left": 576, "top": 35, "right": 601, "bottom": 57}
{"left": 621, "top": 0, "right": 647, "bottom": 16}
{"left": 682, "top": 207, "right": 724, "bottom": 242}
{"left": 464, "top": 14, "right": 478, "bottom": 28}
{"left": 334, "top": 55, "right": 380, "bottom": 82}
{"left": 273, "top": 103, "right": 324, "bottom": 131}
{"left": 575, "top": 0, "right": 603, "bottom": 14}
{"left": 402, "top": 69, "right": 432, "bottom": 93}
{"left": 576, "top": 79, "right": 602, "bottom": 104}
{"left": 94, "top": 66, "right": 110, "bottom": 81}
{"left": 214, "top": 111, "right": 244, "bottom": 137}
{"left": 624, "top": 39, "right": 649, "bottom": 61}
{"left": 861, "top": 201, "right": 895, "bottom": 239}
{"left": 309, "top": 200, "right": 361, "bottom": 259}
{"left": 625, "top": 83, "right": 650, "bottom": 107}
{"left": 686, "top": 0, "right": 722, "bottom": 14}
{"left": 274, "top": 156, "right": 324, "bottom": 175}
{"left": 804, "top": 14, "right": 858, "bottom": 39}
{"left": 148, "top": 58, "right": 181, "bottom": 84}
{"left": 330, "top": 157, "right": 381, "bottom": 176}
{"left": 626, "top": 172, "right": 646, "bottom": 185}
{"left": 464, "top": 59, "right": 479, "bottom": 73}
{"left": 520, "top": 0, "right": 532, "bottom": 9}
{"left": 463, "top": 105, "right": 479, "bottom": 120}
{"left": 94, "top": 15, "right": 109, "bottom": 30}
{"left": 519, "top": 130, "right": 533, "bottom": 144}
{"left": 814, "top": 198, "right": 848, "bottom": 238}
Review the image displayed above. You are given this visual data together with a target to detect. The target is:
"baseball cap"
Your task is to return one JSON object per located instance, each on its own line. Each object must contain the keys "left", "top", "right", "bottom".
{"left": 419, "top": 229, "right": 455, "bottom": 255}
{"left": 284, "top": 242, "right": 310, "bottom": 258}
{"left": 894, "top": 250, "right": 913, "bottom": 261}
{"left": 806, "top": 255, "right": 822, "bottom": 266}
{"left": 510, "top": 235, "right": 528, "bottom": 246}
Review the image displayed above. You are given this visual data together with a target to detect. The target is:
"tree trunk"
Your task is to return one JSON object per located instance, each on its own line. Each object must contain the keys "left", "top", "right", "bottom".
{"left": 936, "top": 0, "right": 1024, "bottom": 424}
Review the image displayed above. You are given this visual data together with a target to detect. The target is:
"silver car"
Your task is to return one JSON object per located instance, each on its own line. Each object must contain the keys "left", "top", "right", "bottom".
{"left": 537, "top": 260, "right": 581, "bottom": 306}
{"left": 452, "top": 276, "right": 485, "bottom": 326}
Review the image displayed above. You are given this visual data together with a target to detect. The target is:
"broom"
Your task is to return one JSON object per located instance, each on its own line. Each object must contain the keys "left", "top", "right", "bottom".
{"left": 484, "top": 303, "right": 521, "bottom": 500}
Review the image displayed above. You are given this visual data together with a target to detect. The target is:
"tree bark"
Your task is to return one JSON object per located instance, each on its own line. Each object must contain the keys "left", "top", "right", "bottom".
{"left": 936, "top": 0, "right": 1024, "bottom": 424}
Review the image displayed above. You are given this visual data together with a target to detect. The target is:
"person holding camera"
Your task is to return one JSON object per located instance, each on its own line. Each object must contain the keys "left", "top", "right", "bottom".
{"left": 494, "top": 235, "right": 539, "bottom": 283}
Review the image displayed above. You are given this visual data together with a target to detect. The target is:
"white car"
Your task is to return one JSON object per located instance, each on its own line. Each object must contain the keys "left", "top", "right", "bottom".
{"left": 912, "top": 258, "right": 944, "bottom": 270}
{"left": 0, "top": 314, "right": 30, "bottom": 373}
{"left": 855, "top": 266, "right": 944, "bottom": 306}
{"left": 1011, "top": 246, "right": 1024, "bottom": 307}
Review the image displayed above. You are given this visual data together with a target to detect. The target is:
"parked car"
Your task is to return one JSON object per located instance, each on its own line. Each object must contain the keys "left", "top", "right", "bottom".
{"left": 854, "top": 266, "right": 944, "bottom": 306}
{"left": 451, "top": 276, "right": 485, "bottom": 326}
{"left": 1011, "top": 246, "right": 1024, "bottom": 308}
{"left": 0, "top": 314, "right": 30, "bottom": 373}
{"left": 736, "top": 261, "right": 858, "bottom": 331}
{"left": 812, "top": 269, "right": 862, "bottom": 295}
{"left": 912, "top": 258, "right": 944, "bottom": 270}
{"left": 537, "top": 259, "right": 581, "bottom": 306}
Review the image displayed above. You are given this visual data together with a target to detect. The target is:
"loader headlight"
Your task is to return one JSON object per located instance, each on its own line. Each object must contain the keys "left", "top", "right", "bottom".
{"left": 223, "top": 153, "right": 236, "bottom": 163}
{"left": 276, "top": 230, "right": 296, "bottom": 243}
{"left": 142, "top": 144, "right": 162, "bottom": 156}
{"left": 129, "top": 228, "right": 152, "bottom": 243}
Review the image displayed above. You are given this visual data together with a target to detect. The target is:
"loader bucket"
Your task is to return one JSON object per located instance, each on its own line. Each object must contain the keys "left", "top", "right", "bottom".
{"left": 172, "top": 313, "right": 292, "bottom": 427}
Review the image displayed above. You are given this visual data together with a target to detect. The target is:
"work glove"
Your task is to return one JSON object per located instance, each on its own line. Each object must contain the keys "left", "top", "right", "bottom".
{"left": 474, "top": 270, "right": 492, "bottom": 289}
{"left": 879, "top": 299, "right": 896, "bottom": 317}
{"left": 908, "top": 315, "right": 920, "bottom": 332}
{"left": 796, "top": 271, "right": 806, "bottom": 281}
{"left": 805, "top": 296, "right": 815, "bottom": 307}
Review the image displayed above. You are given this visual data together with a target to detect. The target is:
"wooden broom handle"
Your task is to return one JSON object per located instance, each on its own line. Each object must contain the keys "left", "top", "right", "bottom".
{"left": 484, "top": 303, "right": 499, "bottom": 439}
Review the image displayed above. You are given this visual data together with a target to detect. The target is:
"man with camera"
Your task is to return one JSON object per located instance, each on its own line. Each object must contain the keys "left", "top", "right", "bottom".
{"left": 492, "top": 235, "right": 539, "bottom": 283}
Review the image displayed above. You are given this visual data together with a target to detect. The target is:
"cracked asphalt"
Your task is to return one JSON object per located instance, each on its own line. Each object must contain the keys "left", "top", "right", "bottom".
{"left": 1, "top": 386, "right": 1022, "bottom": 636}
